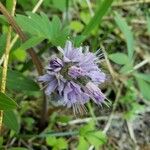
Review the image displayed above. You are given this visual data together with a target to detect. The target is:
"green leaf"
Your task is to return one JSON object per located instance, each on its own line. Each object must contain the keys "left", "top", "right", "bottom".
{"left": 86, "top": 131, "right": 106, "bottom": 149}
{"left": 6, "top": 0, "right": 13, "bottom": 12}
{"left": 0, "top": 15, "right": 8, "bottom": 25}
{"left": 77, "top": 136, "right": 89, "bottom": 150}
{"left": 46, "top": 137, "right": 68, "bottom": 149}
{"left": 0, "top": 137, "right": 3, "bottom": 146}
{"left": 70, "top": 21, "right": 84, "bottom": 33}
{"left": 109, "top": 52, "right": 129, "bottom": 65}
{"left": 57, "top": 138, "right": 68, "bottom": 149}
{"left": 18, "top": 36, "right": 44, "bottom": 50}
{"left": 114, "top": 12, "right": 134, "bottom": 60}
{"left": 16, "top": 14, "right": 42, "bottom": 36}
{"left": 0, "top": 68, "right": 39, "bottom": 91}
{"left": 120, "top": 63, "right": 133, "bottom": 74}
{"left": 136, "top": 78, "right": 150, "bottom": 100}
{"left": 83, "top": 0, "right": 113, "bottom": 36}
{"left": 0, "top": 92, "right": 17, "bottom": 110}
{"left": 56, "top": 115, "right": 72, "bottom": 123}
{"left": 79, "top": 122, "right": 95, "bottom": 136}
{"left": 46, "top": 136, "right": 57, "bottom": 146}
{"left": 134, "top": 73, "right": 150, "bottom": 83}
{"left": 80, "top": 12, "right": 91, "bottom": 24}
{"left": 12, "top": 48, "right": 27, "bottom": 62}
{"left": 3, "top": 110, "right": 20, "bottom": 133}
{"left": 16, "top": 13, "right": 69, "bottom": 46}
{"left": 52, "top": 0, "right": 67, "bottom": 12}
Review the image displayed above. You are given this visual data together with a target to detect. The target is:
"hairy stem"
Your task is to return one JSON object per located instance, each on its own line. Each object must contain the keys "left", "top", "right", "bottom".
{"left": 0, "top": 2, "right": 43, "bottom": 75}
{"left": 0, "top": 0, "right": 16, "bottom": 133}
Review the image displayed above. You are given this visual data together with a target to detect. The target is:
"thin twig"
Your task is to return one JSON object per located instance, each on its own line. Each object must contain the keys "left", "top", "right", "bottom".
{"left": 0, "top": 0, "right": 16, "bottom": 134}
{"left": 103, "top": 84, "right": 123, "bottom": 134}
{"left": 59, "top": 114, "right": 122, "bottom": 126}
{"left": 32, "top": 0, "right": 44, "bottom": 13}
{"left": 133, "top": 59, "right": 150, "bottom": 70}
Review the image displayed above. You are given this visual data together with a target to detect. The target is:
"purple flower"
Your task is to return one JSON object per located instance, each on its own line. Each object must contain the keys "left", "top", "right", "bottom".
{"left": 84, "top": 82, "right": 105, "bottom": 104}
{"left": 38, "top": 41, "right": 106, "bottom": 112}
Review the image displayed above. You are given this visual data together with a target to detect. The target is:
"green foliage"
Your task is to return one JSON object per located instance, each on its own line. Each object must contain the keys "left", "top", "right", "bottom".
{"left": 12, "top": 47, "right": 27, "bottom": 62}
{"left": 3, "top": 110, "right": 20, "bottom": 133}
{"left": 56, "top": 115, "right": 72, "bottom": 123}
{"left": 6, "top": 0, "right": 14, "bottom": 12}
{"left": 46, "top": 136, "right": 68, "bottom": 150}
{"left": 16, "top": 36, "right": 44, "bottom": 52}
{"left": 0, "top": 68, "right": 39, "bottom": 91}
{"left": 83, "top": 0, "right": 114, "bottom": 36}
{"left": 0, "top": 0, "right": 149, "bottom": 149}
{"left": 52, "top": 0, "right": 67, "bottom": 12}
{"left": 16, "top": 12, "right": 69, "bottom": 47}
{"left": 70, "top": 21, "right": 84, "bottom": 33}
{"left": 136, "top": 78, "right": 150, "bottom": 100}
{"left": 120, "top": 83, "right": 144, "bottom": 120}
{"left": 23, "top": 117, "right": 35, "bottom": 131}
{"left": 78, "top": 123, "right": 107, "bottom": 149}
{"left": 0, "top": 92, "right": 18, "bottom": 110}
{"left": 134, "top": 73, "right": 150, "bottom": 83}
{"left": 77, "top": 136, "right": 89, "bottom": 150}
{"left": 109, "top": 52, "right": 129, "bottom": 65}
{"left": 114, "top": 12, "right": 134, "bottom": 60}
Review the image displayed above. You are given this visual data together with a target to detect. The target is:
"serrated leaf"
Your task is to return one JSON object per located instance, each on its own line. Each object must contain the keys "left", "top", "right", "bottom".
{"left": 109, "top": 52, "right": 129, "bottom": 65}
{"left": 0, "top": 92, "right": 17, "bottom": 110}
{"left": 0, "top": 68, "right": 39, "bottom": 91}
{"left": 16, "top": 13, "right": 69, "bottom": 46}
{"left": 16, "top": 14, "right": 41, "bottom": 36}
{"left": 3, "top": 110, "right": 20, "bottom": 133}
{"left": 114, "top": 12, "right": 134, "bottom": 60}
{"left": 136, "top": 78, "right": 150, "bottom": 100}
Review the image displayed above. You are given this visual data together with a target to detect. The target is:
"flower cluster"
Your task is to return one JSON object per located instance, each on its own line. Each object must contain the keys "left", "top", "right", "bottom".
{"left": 38, "top": 41, "right": 106, "bottom": 112}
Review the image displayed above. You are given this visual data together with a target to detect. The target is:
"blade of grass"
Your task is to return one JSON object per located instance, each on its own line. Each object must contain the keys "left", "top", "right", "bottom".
{"left": 83, "top": 0, "right": 114, "bottom": 36}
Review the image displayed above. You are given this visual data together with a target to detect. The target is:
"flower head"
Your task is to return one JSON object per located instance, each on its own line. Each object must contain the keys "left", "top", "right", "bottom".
{"left": 38, "top": 41, "right": 106, "bottom": 112}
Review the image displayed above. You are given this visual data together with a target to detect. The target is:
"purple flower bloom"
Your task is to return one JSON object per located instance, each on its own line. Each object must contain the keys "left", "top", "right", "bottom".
{"left": 38, "top": 41, "right": 106, "bottom": 112}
